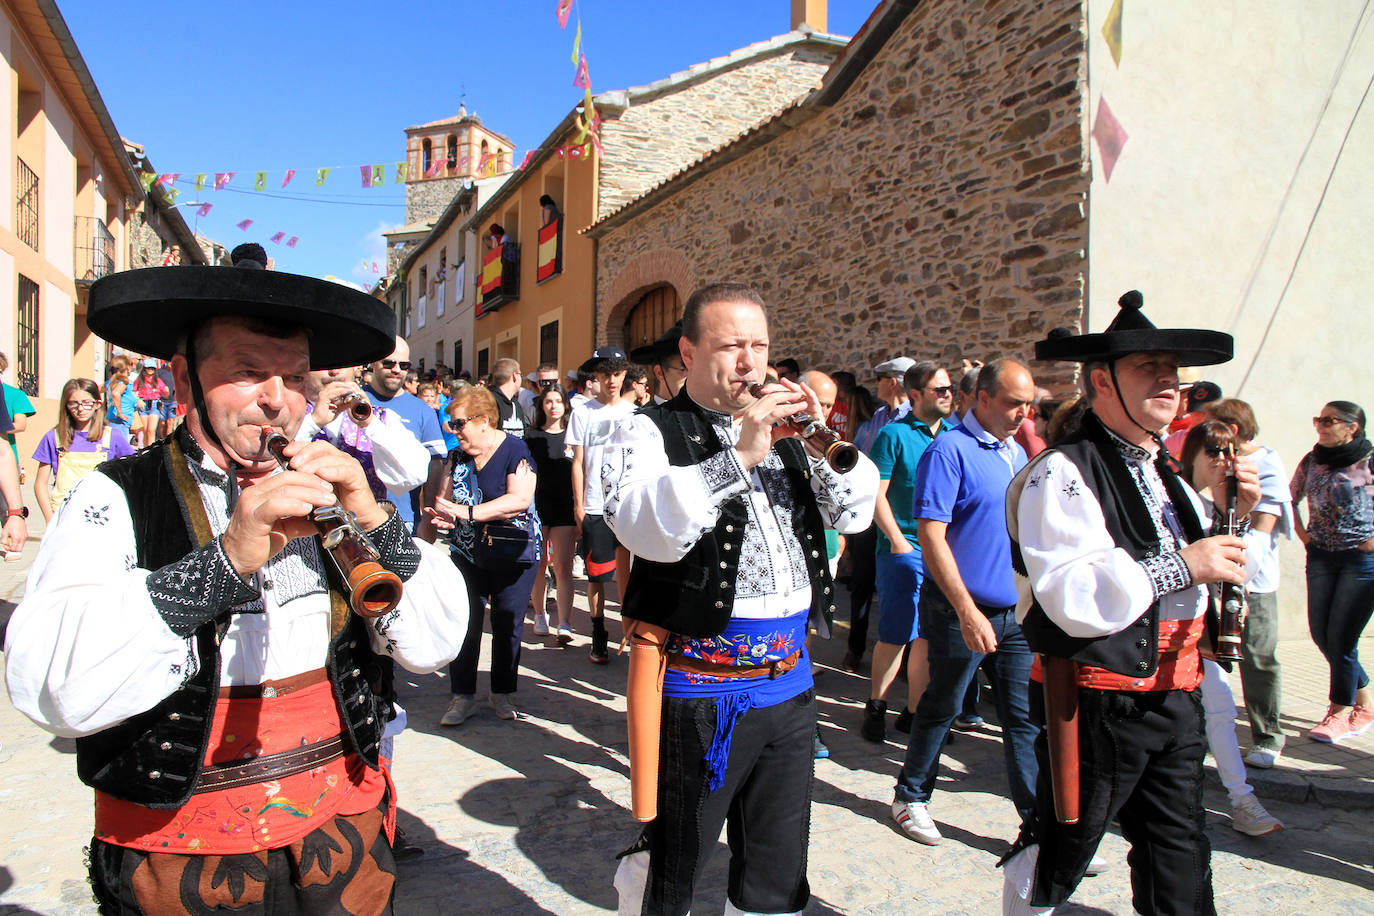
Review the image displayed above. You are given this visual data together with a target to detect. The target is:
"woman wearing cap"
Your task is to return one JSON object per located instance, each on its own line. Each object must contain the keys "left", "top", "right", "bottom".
{"left": 130, "top": 358, "right": 167, "bottom": 447}
{"left": 1291, "top": 399, "right": 1374, "bottom": 743}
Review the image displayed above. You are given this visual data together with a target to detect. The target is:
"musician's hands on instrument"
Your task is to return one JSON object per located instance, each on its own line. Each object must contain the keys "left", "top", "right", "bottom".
{"left": 275, "top": 438, "right": 388, "bottom": 531}
{"left": 736, "top": 378, "right": 814, "bottom": 469}
{"left": 221, "top": 470, "right": 337, "bottom": 578}
{"left": 311, "top": 380, "right": 365, "bottom": 427}
{"left": 1179, "top": 534, "right": 1248, "bottom": 587}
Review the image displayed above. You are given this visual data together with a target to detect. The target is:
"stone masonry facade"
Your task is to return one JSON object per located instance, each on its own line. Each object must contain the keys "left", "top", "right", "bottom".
{"left": 595, "top": 0, "right": 1089, "bottom": 390}
{"left": 406, "top": 175, "right": 468, "bottom": 227}
{"left": 598, "top": 42, "right": 841, "bottom": 216}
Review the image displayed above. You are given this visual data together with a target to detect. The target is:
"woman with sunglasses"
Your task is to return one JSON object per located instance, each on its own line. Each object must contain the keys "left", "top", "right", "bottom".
{"left": 419, "top": 385, "right": 540, "bottom": 726}
{"left": 1177, "top": 421, "right": 1284, "bottom": 836}
{"left": 525, "top": 385, "right": 576, "bottom": 644}
{"left": 32, "top": 378, "right": 134, "bottom": 522}
{"left": 1291, "top": 400, "right": 1374, "bottom": 743}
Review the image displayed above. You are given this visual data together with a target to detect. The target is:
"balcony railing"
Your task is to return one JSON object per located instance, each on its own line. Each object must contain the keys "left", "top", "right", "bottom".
{"left": 75, "top": 215, "right": 115, "bottom": 282}
{"left": 477, "top": 241, "right": 520, "bottom": 316}
{"left": 15, "top": 157, "right": 38, "bottom": 250}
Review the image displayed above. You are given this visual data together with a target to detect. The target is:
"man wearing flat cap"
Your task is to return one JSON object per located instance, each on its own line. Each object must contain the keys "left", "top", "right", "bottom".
{"left": 4, "top": 251, "right": 469, "bottom": 913}
{"left": 1001, "top": 291, "right": 1260, "bottom": 915}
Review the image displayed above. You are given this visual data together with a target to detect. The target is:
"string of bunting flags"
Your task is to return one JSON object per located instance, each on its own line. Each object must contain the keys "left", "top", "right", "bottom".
{"left": 138, "top": 0, "right": 604, "bottom": 257}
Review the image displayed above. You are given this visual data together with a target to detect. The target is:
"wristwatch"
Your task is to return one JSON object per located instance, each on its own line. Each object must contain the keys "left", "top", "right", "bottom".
{"left": 6, "top": 507, "right": 27, "bottom": 519}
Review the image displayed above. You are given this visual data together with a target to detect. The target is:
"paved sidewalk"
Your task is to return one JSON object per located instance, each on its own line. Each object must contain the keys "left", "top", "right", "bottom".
{"left": 1, "top": 533, "right": 1372, "bottom": 912}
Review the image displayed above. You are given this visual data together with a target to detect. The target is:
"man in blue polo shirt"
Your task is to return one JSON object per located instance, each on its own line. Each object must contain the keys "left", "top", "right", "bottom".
{"left": 364, "top": 336, "right": 446, "bottom": 529}
{"left": 890, "top": 358, "right": 1039, "bottom": 845}
{"left": 860, "top": 360, "right": 956, "bottom": 742}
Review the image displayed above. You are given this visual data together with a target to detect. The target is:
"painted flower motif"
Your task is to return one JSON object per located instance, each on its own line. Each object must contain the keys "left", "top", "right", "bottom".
{"left": 749, "top": 642, "right": 768, "bottom": 658}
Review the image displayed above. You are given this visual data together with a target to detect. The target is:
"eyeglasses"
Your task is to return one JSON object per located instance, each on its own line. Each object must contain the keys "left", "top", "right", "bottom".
{"left": 68, "top": 400, "right": 98, "bottom": 411}
{"left": 1202, "top": 445, "right": 1228, "bottom": 458}
{"left": 380, "top": 359, "right": 412, "bottom": 371}
{"left": 926, "top": 385, "right": 954, "bottom": 397}
{"left": 1313, "top": 416, "right": 1353, "bottom": 428}
{"left": 451, "top": 415, "right": 480, "bottom": 430}
{"left": 537, "top": 378, "right": 559, "bottom": 389}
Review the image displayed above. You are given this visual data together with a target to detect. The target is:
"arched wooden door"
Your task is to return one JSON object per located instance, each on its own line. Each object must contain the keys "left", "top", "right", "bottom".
{"left": 623, "top": 285, "right": 679, "bottom": 357}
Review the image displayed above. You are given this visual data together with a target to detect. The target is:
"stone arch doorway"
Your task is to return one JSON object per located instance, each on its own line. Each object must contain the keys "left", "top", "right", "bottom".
{"left": 623, "top": 284, "right": 679, "bottom": 357}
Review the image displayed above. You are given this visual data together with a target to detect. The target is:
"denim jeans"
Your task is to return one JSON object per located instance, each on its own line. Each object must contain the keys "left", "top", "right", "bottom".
{"left": 448, "top": 556, "right": 538, "bottom": 696}
{"left": 1305, "top": 546, "right": 1374, "bottom": 705}
{"left": 894, "top": 583, "right": 1038, "bottom": 821}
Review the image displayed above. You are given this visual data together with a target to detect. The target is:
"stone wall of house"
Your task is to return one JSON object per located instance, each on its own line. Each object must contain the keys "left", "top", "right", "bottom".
{"left": 596, "top": 0, "right": 1089, "bottom": 391}
{"left": 406, "top": 175, "right": 467, "bottom": 226}
{"left": 128, "top": 209, "right": 169, "bottom": 268}
{"left": 598, "top": 42, "right": 840, "bottom": 216}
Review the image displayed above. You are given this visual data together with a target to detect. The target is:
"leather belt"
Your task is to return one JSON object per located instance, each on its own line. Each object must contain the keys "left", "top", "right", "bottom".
{"left": 218, "top": 667, "right": 329, "bottom": 700}
{"left": 666, "top": 648, "right": 803, "bottom": 680}
{"left": 194, "top": 735, "right": 347, "bottom": 793}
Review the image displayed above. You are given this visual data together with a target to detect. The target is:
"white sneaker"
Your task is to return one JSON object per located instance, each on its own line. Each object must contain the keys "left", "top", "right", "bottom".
{"left": 1083, "top": 852, "right": 1109, "bottom": 877}
{"left": 489, "top": 694, "right": 518, "bottom": 720}
{"left": 1244, "top": 745, "right": 1281, "bottom": 769}
{"left": 891, "top": 799, "right": 942, "bottom": 844}
{"left": 1230, "top": 794, "right": 1283, "bottom": 836}
{"left": 533, "top": 613, "right": 550, "bottom": 636}
{"left": 439, "top": 695, "right": 478, "bottom": 726}
{"left": 557, "top": 623, "right": 574, "bottom": 646}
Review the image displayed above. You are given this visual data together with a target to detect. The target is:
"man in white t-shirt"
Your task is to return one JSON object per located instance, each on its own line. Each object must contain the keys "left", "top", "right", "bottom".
{"left": 567, "top": 346, "right": 636, "bottom": 664}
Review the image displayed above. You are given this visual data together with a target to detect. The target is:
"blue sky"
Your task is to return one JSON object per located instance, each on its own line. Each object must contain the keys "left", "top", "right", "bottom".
{"left": 58, "top": 0, "right": 875, "bottom": 285}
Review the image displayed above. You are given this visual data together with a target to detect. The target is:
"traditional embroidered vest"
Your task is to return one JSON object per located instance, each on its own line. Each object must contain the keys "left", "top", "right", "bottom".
{"left": 1012, "top": 412, "right": 1218, "bottom": 678}
{"left": 73, "top": 429, "right": 394, "bottom": 809}
{"left": 619, "top": 389, "right": 837, "bottom": 639}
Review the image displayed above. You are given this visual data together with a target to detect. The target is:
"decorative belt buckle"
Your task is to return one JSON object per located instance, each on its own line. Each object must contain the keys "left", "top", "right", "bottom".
{"left": 262, "top": 686, "right": 278, "bottom": 698}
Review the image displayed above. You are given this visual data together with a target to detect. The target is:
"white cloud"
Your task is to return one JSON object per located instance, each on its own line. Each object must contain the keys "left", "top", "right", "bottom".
{"left": 353, "top": 218, "right": 401, "bottom": 283}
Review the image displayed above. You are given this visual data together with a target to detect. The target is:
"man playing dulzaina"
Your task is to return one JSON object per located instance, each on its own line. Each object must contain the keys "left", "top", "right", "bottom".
{"left": 603, "top": 283, "right": 877, "bottom": 916}
{"left": 1001, "top": 291, "right": 1260, "bottom": 915}
{"left": 5, "top": 254, "right": 468, "bottom": 914}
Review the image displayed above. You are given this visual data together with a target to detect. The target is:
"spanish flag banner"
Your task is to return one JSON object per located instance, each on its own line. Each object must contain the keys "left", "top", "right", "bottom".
{"left": 537, "top": 218, "right": 562, "bottom": 283}
{"left": 480, "top": 245, "right": 503, "bottom": 297}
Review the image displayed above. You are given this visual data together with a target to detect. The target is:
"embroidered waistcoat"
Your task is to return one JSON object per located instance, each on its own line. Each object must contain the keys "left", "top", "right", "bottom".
{"left": 73, "top": 431, "right": 394, "bottom": 809}
{"left": 620, "top": 390, "right": 837, "bottom": 639}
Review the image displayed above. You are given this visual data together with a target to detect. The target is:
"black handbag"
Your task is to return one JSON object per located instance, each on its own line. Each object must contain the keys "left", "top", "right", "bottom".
{"left": 473, "top": 517, "right": 537, "bottom": 567}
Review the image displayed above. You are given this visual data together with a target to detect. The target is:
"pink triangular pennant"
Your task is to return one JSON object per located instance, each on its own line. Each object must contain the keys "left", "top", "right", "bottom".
{"left": 269, "top": 232, "right": 285, "bottom": 244}
{"left": 286, "top": 236, "right": 299, "bottom": 248}
{"left": 155, "top": 173, "right": 179, "bottom": 187}
{"left": 196, "top": 203, "right": 213, "bottom": 217}
{"left": 236, "top": 219, "right": 253, "bottom": 230}
{"left": 573, "top": 54, "right": 591, "bottom": 90}
{"left": 214, "top": 172, "right": 235, "bottom": 190}
{"left": 556, "top": 0, "right": 573, "bottom": 28}
{"left": 360, "top": 165, "right": 372, "bottom": 188}
{"left": 1092, "top": 96, "right": 1129, "bottom": 182}
{"left": 281, "top": 169, "right": 296, "bottom": 188}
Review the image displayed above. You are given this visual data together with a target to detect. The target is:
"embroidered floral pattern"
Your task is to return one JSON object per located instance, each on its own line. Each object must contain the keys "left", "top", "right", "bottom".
{"left": 667, "top": 628, "right": 799, "bottom": 684}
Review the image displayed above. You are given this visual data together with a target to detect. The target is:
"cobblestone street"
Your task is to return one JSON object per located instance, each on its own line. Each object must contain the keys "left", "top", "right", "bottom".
{"left": 1, "top": 525, "right": 1371, "bottom": 914}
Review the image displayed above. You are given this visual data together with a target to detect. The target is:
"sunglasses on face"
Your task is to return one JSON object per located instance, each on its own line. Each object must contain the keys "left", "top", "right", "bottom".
{"left": 1203, "top": 445, "right": 1228, "bottom": 458}
{"left": 451, "top": 416, "right": 479, "bottom": 430}
{"left": 537, "top": 378, "right": 559, "bottom": 389}
{"left": 380, "top": 360, "right": 412, "bottom": 371}
{"left": 68, "top": 400, "right": 98, "bottom": 411}
{"left": 927, "top": 385, "right": 954, "bottom": 397}
{"left": 1313, "top": 416, "right": 1352, "bottom": 428}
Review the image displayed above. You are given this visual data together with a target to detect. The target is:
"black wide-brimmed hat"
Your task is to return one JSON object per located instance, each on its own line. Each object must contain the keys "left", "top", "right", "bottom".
{"left": 628, "top": 321, "right": 684, "bottom": 365}
{"left": 1034, "top": 290, "right": 1233, "bottom": 367}
{"left": 88, "top": 263, "right": 396, "bottom": 369}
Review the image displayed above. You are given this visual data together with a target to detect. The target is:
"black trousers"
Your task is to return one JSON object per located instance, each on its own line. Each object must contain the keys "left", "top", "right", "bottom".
{"left": 1028, "top": 686, "right": 1214, "bottom": 915}
{"left": 642, "top": 688, "right": 817, "bottom": 916}
{"left": 845, "top": 526, "right": 877, "bottom": 655}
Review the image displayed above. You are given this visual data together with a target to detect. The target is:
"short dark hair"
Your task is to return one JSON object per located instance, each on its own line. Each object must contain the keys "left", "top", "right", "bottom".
{"left": 959, "top": 367, "right": 980, "bottom": 396}
{"left": 535, "top": 361, "right": 558, "bottom": 375}
{"left": 902, "top": 360, "right": 941, "bottom": 395}
{"left": 681, "top": 283, "right": 764, "bottom": 343}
